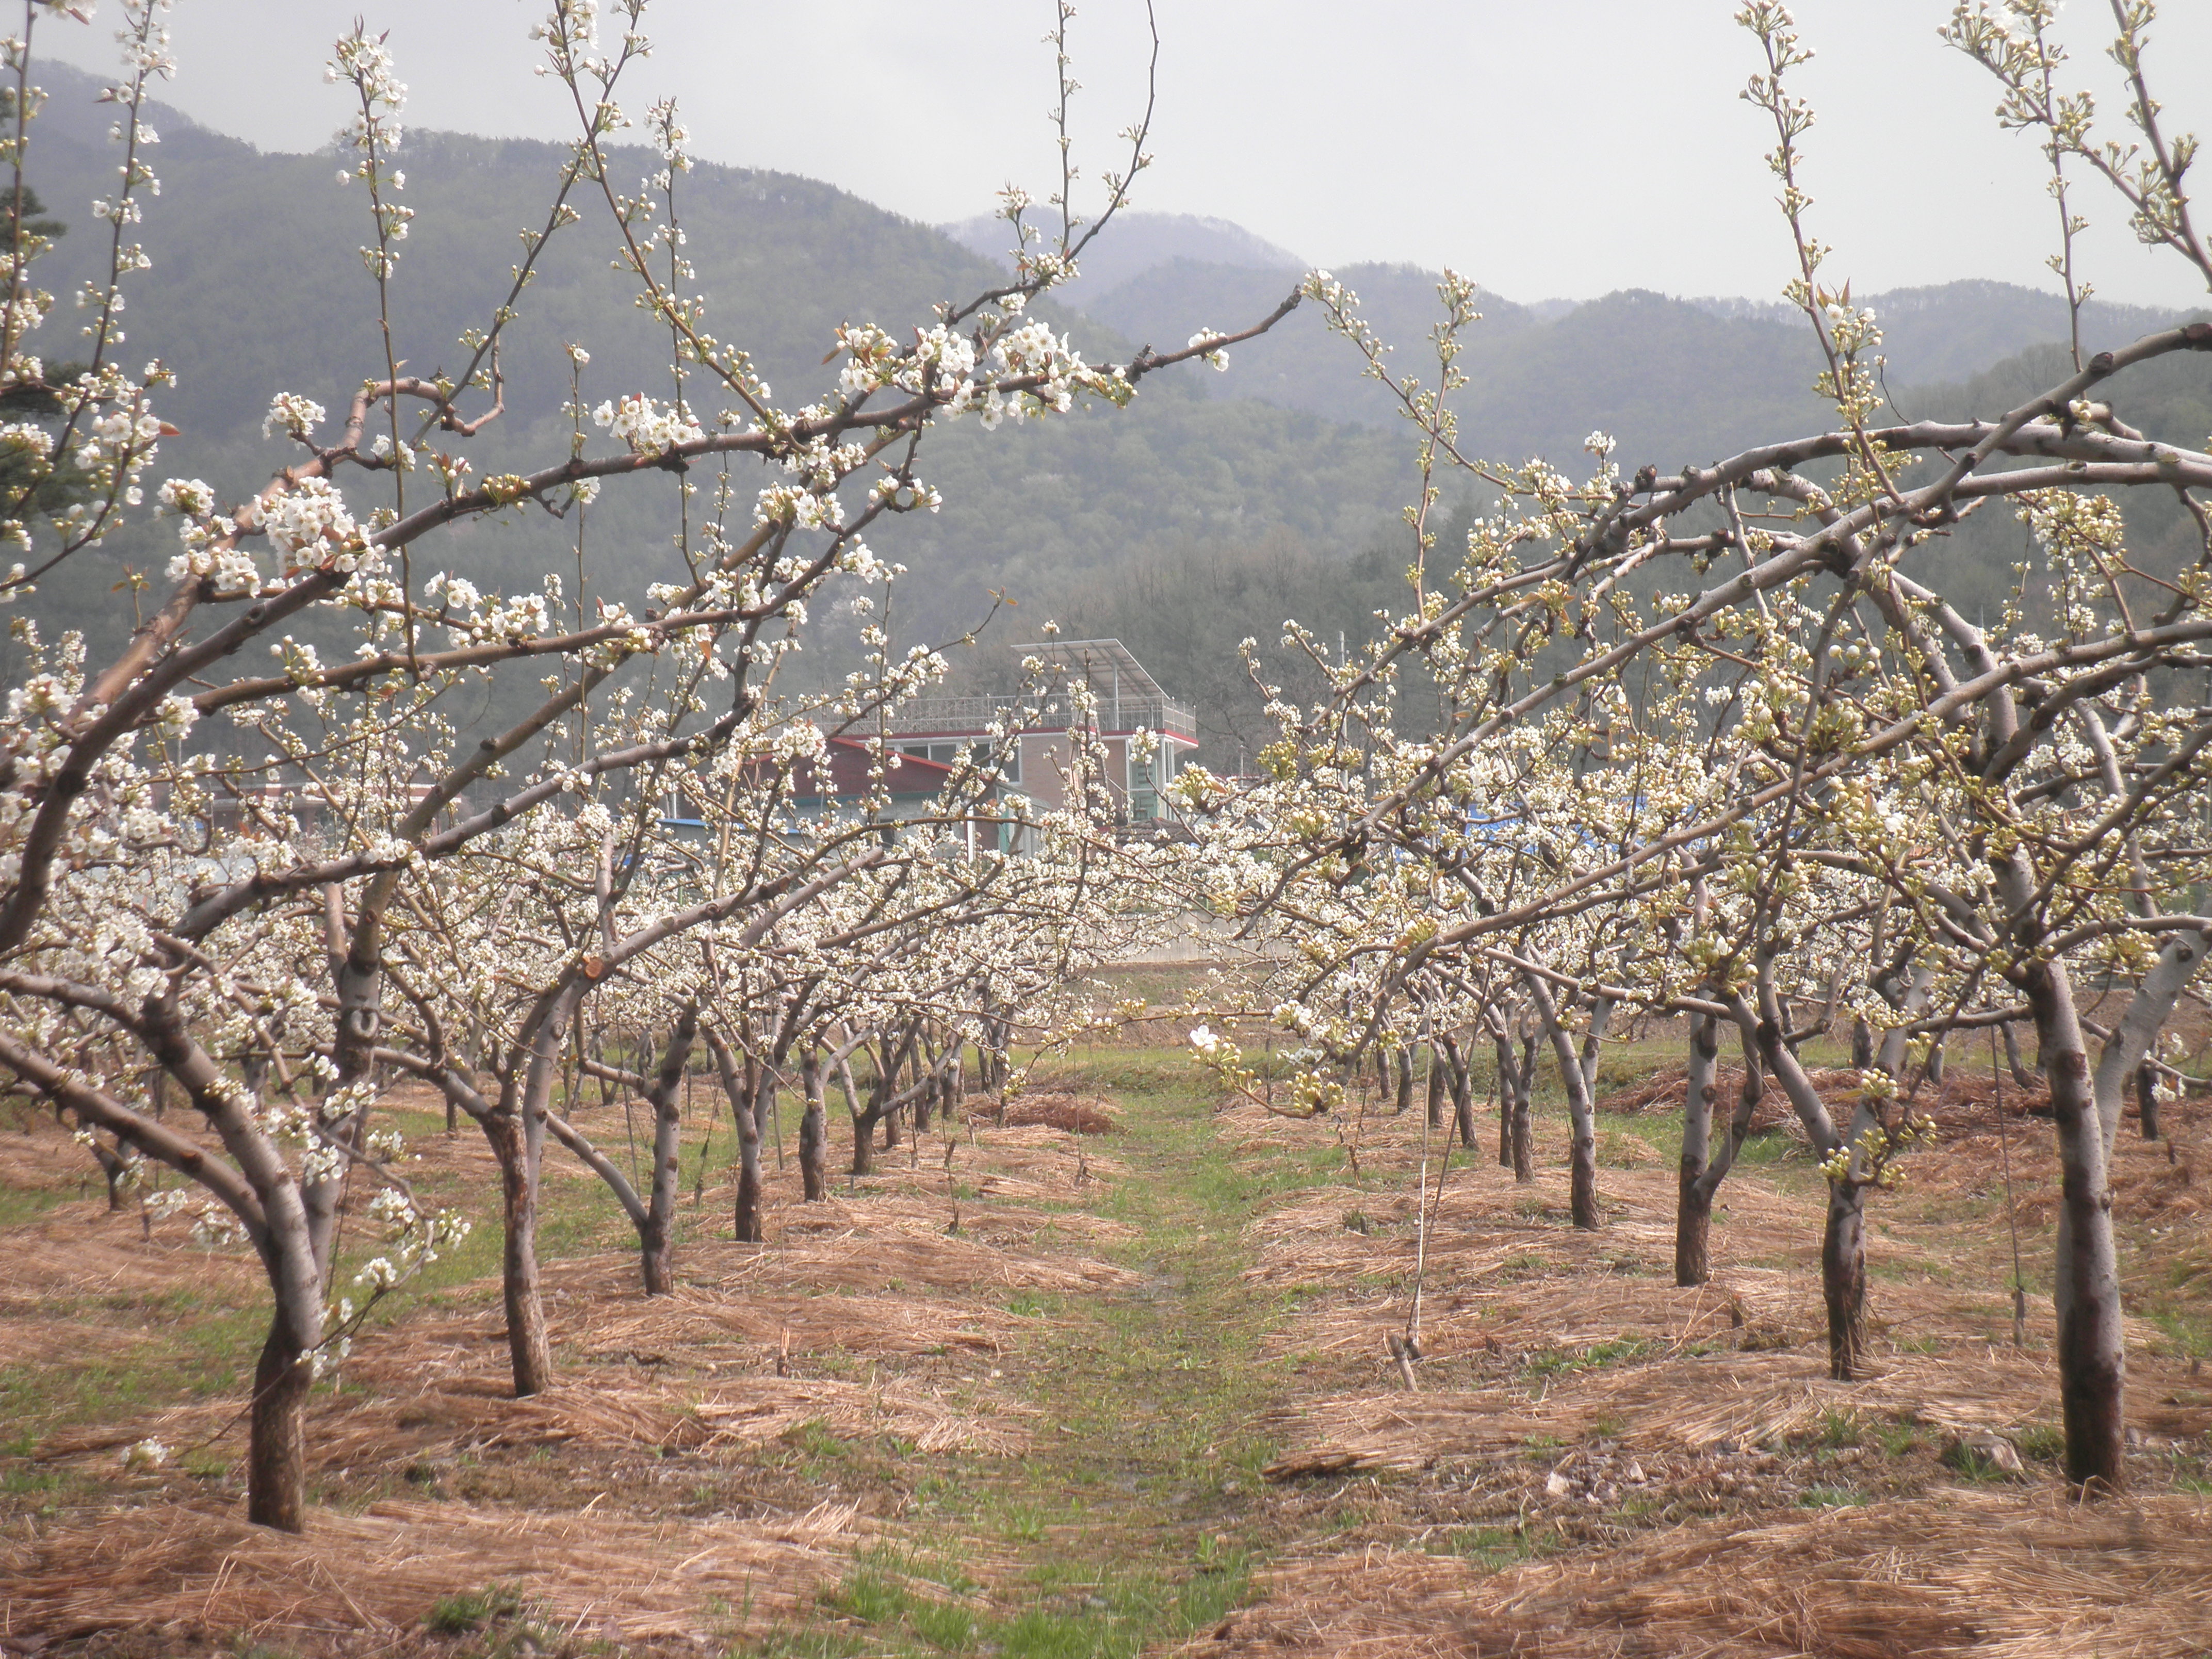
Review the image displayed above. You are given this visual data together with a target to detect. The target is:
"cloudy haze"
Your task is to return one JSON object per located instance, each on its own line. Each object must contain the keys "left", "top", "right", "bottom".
{"left": 40, "top": 1, "right": 2212, "bottom": 308}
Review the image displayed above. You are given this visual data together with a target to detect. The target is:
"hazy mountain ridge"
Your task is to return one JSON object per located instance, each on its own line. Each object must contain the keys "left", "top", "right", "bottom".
{"left": 1080, "top": 258, "right": 2203, "bottom": 439}
{"left": 940, "top": 208, "right": 1304, "bottom": 299}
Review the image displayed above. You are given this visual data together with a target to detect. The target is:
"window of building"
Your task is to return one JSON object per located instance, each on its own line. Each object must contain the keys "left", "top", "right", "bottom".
{"left": 1128, "top": 750, "right": 1157, "bottom": 821}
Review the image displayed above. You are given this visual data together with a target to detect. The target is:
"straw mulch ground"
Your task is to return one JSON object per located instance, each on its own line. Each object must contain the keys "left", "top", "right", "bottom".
{"left": 1260, "top": 1343, "right": 2211, "bottom": 1479}
{"left": 39, "top": 1363, "right": 1038, "bottom": 1479}
{"left": 1595, "top": 1061, "right": 2069, "bottom": 1135}
{"left": 1184, "top": 1489, "right": 2212, "bottom": 1659}
{"left": 0, "top": 1210, "right": 266, "bottom": 1369}
{"left": 2, "top": 1495, "right": 861, "bottom": 1649}
{"left": 972, "top": 1089, "right": 1121, "bottom": 1135}
{"left": 1, "top": 1087, "right": 1128, "bottom": 1651}
{"left": 1215, "top": 1070, "right": 2212, "bottom": 1655}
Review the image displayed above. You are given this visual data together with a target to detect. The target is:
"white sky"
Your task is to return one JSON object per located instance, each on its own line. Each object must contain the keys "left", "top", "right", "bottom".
{"left": 38, "top": 0, "right": 2212, "bottom": 308}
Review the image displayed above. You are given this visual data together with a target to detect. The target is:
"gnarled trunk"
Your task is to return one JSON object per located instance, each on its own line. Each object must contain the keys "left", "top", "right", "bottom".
{"left": 1744, "top": 981, "right": 1867, "bottom": 1383}
{"left": 491, "top": 1108, "right": 552, "bottom": 1396}
{"left": 640, "top": 1005, "right": 700, "bottom": 1297}
{"left": 1509, "top": 1036, "right": 1536, "bottom": 1183}
{"left": 247, "top": 1313, "right": 313, "bottom": 1531}
{"left": 1821, "top": 1176, "right": 1868, "bottom": 1380}
{"left": 2003, "top": 1019, "right": 2036, "bottom": 1088}
{"left": 1492, "top": 1033, "right": 1514, "bottom": 1169}
{"left": 1676, "top": 1013, "right": 1720, "bottom": 1287}
{"left": 1451, "top": 1042, "right": 1477, "bottom": 1151}
{"left": 2030, "top": 957, "right": 2127, "bottom": 1492}
{"left": 1682, "top": 1022, "right": 1762, "bottom": 1288}
{"left": 245, "top": 1193, "right": 326, "bottom": 1533}
{"left": 703, "top": 1026, "right": 766, "bottom": 1244}
{"left": 1523, "top": 974, "right": 1599, "bottom": 1229}
{"left": 799, "top": 1052, "right": 828, "bottom": 1200}
{"left": 2137, "top": 1062, "right": 2160, "bottom": 1141}
{"left": 1426, "top": 1042, "right": 1448, "bottom": 1130}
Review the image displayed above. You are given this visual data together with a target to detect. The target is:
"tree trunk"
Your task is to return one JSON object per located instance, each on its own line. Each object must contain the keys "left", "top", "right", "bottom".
{"left": 1426, "top": 1043, "right": 1447, "bottom": 1130}
{"left": 497, "top": 988, "right": 574, "bottom": 1396}
{"left": 1744, "top": 983, "right": 1866, "bottom": 1384}
{"left": 2092, "top": 933, "right": 2201, "bottom": 1147}
{"left": 914, "top": 1065, "right": 935, "bottom": 1134}
{"left": 735, "top": 1112, "right": 764, "bottom": 1240}
{"left": 1850, "top": 1016, "right": 1874, "bottom": 1070}
{"left": 1522, "top": 975, "right": 1599, "bottom": 1229}
{"left": 736, "top": 1057, "right": 766, "bottom": 1244}
{"left": 1504, "top": 1035, "right": 1522, "bottom": 1177}
{"left": 1394, "top": 1048, "right": 1414, "bottom": 1116}
{"left": 640, "top": 1005, "right": 700, "bottom": 1297}
{"left": 702, "top": 1025, "right": 765, "bottom": 1244}
{"left": 493, "top": 1110, "right": 552, "bottom": 1396}
{"left": 86, "top": 1133, "right": 129, "bottom": 1211}
{"left": 1677, "top": 1013, "right": 1720, "bottom": 1287}
{"left": 2028, "top": 957, "right": 2127, "bottom": 1492}
{"left": 799, "top": 1052, "right": 827, "bottom": 1201}
{"left": 1821, "top": 1176, "right": 1868, "bottom": 1381}
{"left": 1451, "top": 1043, "right": 1477, "bottom": 1151}
{"left": 2137, "top": 1062, "right": 2160, "bottom": 1141}
{"left": 1509, "top": 1039, "right": 1535, "bottom": 1183}
{"left": 1578, "top": 996, "right": 1615, "bottom": 1104}
{"left": 246, "top": 1313, "right": 312, "bottom": 1532}
{"left": 2003, "top": 1019, "right": 2036, "bottom": 1088}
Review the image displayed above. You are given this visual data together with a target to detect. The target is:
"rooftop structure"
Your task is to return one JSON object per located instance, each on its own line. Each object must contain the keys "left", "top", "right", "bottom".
{"left": 888, "top": 639, "right": 1196, "bottom": 743}
{"left": 886, "top": 639, "right": 1197, "bottom": 831}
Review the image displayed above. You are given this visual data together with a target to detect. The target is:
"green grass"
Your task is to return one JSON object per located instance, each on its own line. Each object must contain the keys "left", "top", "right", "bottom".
{"left": 1439, "top": 1525, "right": 1547, "bottom": 1572}
{"left": 1523, "top": 1338, "right": 1653, "bottom": 1380}
{"left": 1798, "top": 1484, "right": 1866, "bottom": 1508}
{"left": 774, "top": 1053, "right": 1294, "bottom": 1654}
{"left": 424, "top": 1583, "right": 525, "bottom": 1634}
{"left": 1811, "top": 1408, "right": 1865, "bottom": 1449}
{"left": 817, "top": 1546, "right": 1250, "bottom": 1659}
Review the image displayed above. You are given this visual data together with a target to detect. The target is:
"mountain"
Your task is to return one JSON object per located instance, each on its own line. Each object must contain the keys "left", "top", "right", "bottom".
{"left": 1682, "top": 280, "right": 2187, "bottom": 386}
{"left": 1080, "top": 258, "right": 2201, "bottom": 440}
{"left": 8, "top": 64, "right": 1409, "bottom": 731}
{"left": 940, "top": 208, "right": 1302, "bottom": 300}
{"left": 1081, "top": 263, "right": 1832, "bottom": 461}
{"left": 8, "top": 64, "right": 2205, "bottom": 763}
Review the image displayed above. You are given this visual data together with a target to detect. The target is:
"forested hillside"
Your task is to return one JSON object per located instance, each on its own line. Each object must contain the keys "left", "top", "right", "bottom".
{"left": 15, "top": 63, "right": 2207, "bottom": 759}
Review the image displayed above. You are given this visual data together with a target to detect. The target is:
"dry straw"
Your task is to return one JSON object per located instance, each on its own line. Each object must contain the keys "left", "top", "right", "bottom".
{"left": 1261, "top": 1344, "right": 2211, "bottom": 1479}
{"left": 1182, "top": 1490, "right": 2212, "bottom": 1658}
{"left": 3, "top": 1497, "right": 858, "bottom": 1646}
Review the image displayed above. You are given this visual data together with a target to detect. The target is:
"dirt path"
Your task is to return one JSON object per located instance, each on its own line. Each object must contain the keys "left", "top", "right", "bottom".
{"left": 790, "top": 1069, "right": 1307, "bottom": 1656}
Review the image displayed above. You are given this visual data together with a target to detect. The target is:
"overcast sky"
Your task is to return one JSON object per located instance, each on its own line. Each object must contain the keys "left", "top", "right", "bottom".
{"left": 39, "top": 0, "right": 2212, "bottom": 308}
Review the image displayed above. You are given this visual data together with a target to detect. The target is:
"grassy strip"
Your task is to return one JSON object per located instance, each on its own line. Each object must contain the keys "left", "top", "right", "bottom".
{"left": 787, "top": 1050, "right": 1317, "bottom": 1657}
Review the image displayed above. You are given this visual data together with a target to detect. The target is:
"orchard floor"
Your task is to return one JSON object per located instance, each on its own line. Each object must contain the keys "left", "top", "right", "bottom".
{"left": 2, "top": 1043, "right": 2210, "bottom": 1658}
